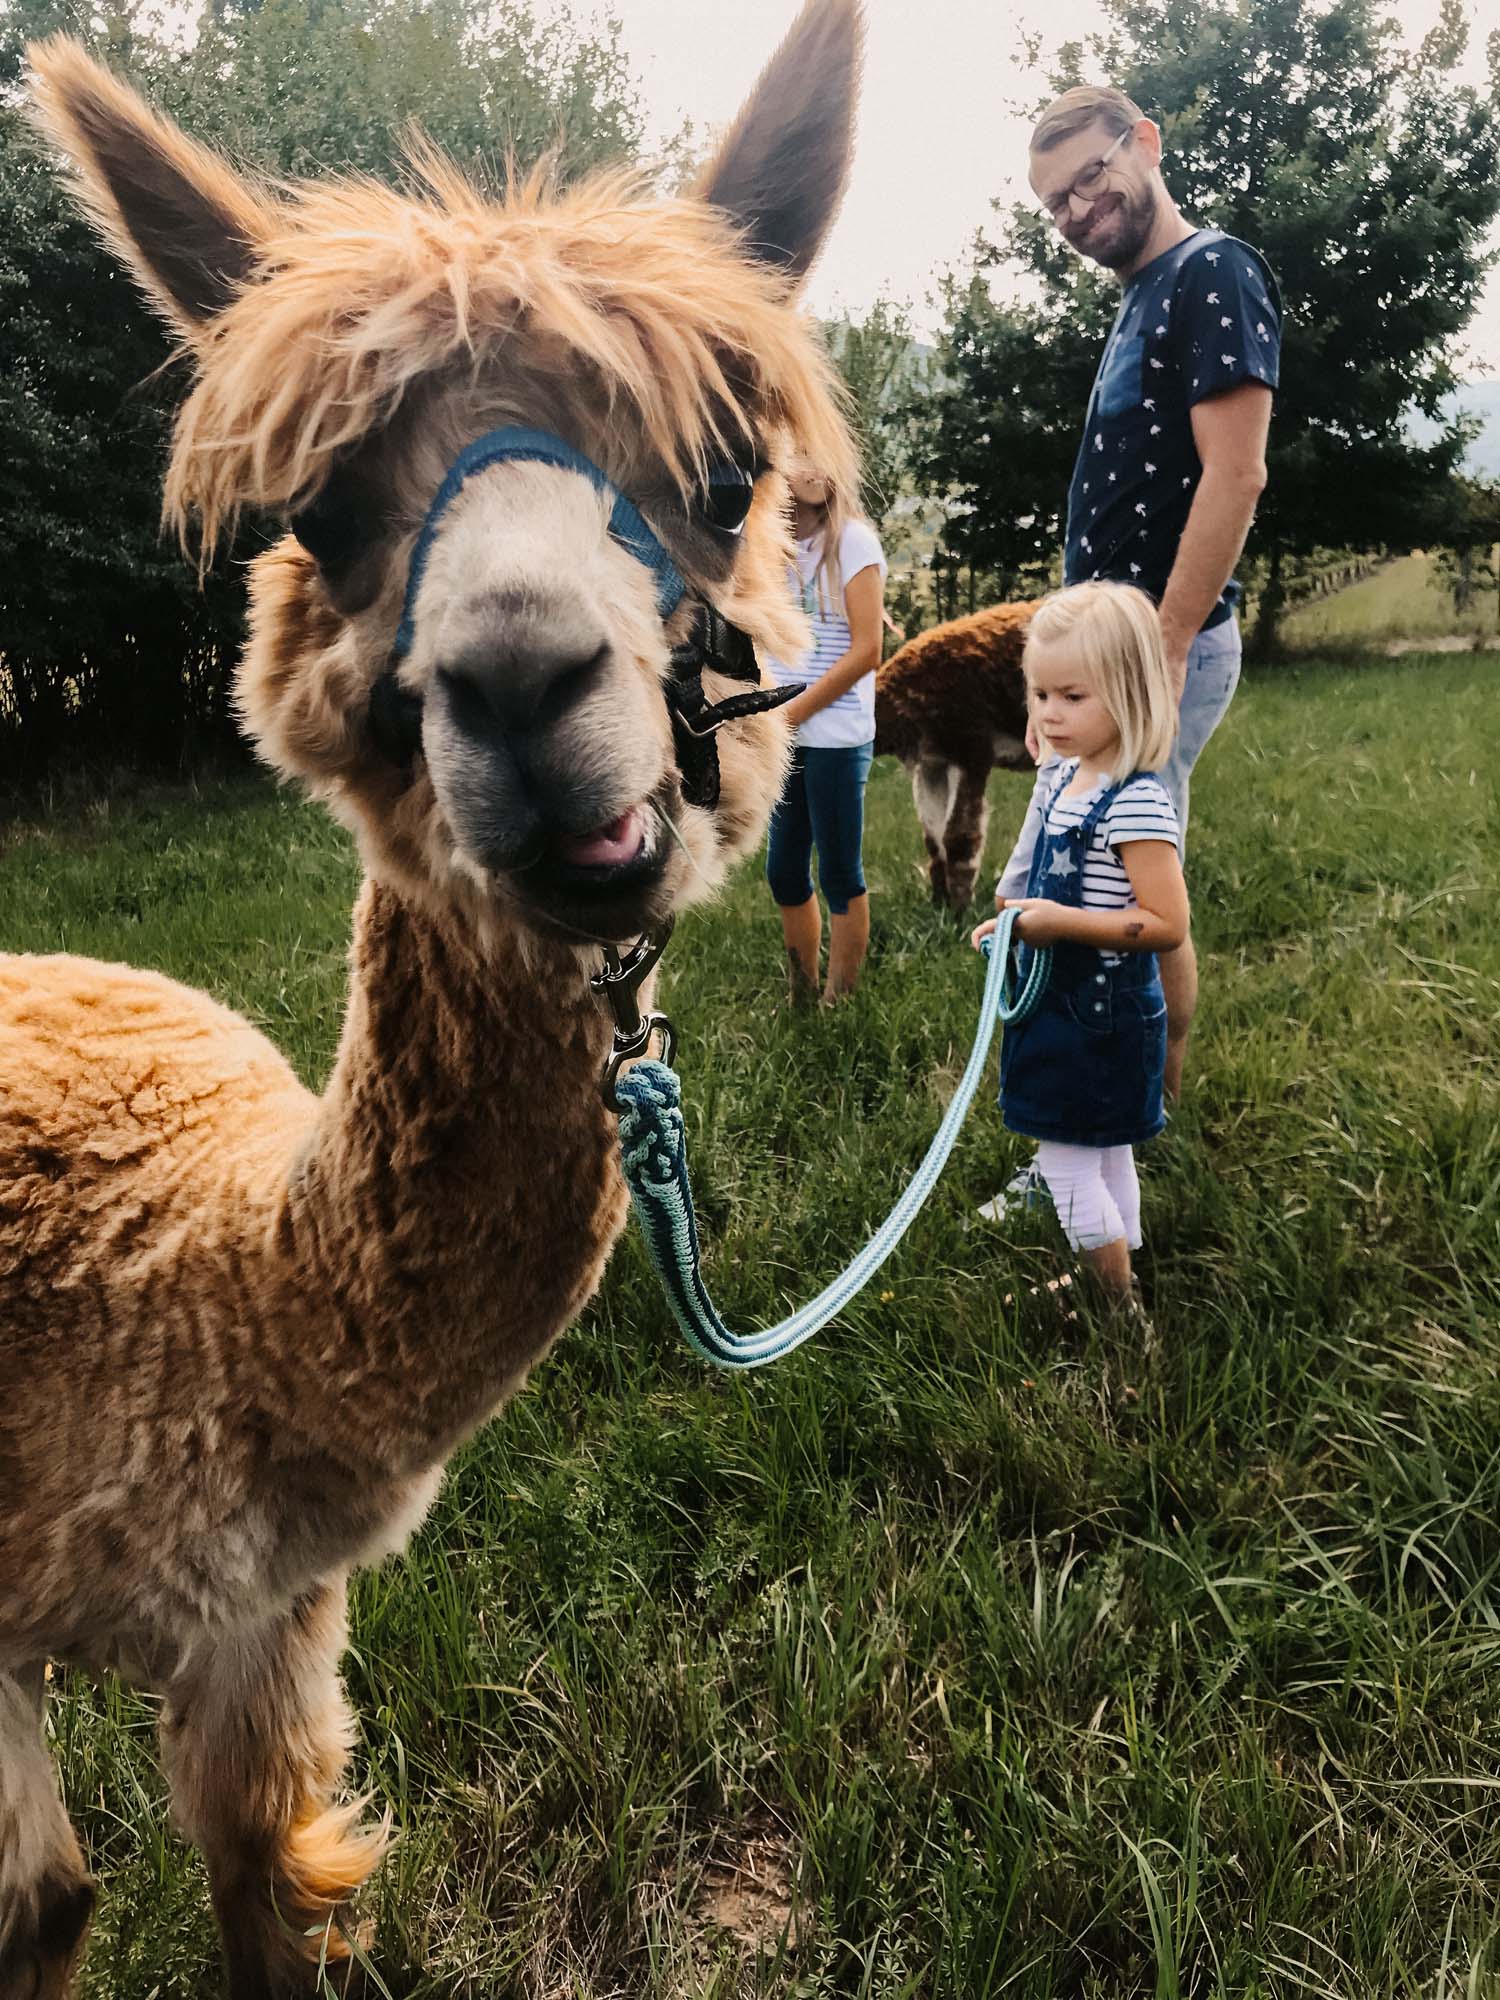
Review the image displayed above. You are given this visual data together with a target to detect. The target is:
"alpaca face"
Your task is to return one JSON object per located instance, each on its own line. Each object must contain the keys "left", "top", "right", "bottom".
{"left": 244, "top": 386, "right": 799, "bottom": 946}
{"left": 396, "top": 458, "right": 686, "bottom": 941}
{"left": 31, "top": 1, "right": 863, "bottom": 946}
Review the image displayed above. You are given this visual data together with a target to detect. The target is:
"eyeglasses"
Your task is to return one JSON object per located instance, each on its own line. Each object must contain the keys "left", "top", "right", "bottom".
{"left": 1039, "top": 128, "right": 1131, "bottom": 222}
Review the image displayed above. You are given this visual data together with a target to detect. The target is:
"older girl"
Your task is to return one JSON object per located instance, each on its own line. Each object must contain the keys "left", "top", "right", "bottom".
{"left": 764, "top": 465, "right": 887, "bottom": 1000}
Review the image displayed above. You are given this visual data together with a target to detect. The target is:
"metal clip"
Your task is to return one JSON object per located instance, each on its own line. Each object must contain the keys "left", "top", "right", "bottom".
{"left": 592, "top": 918, "right": 677, "bottom": 1108}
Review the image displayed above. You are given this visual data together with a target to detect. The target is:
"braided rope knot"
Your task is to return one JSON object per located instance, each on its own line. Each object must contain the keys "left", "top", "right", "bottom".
{"left": 615, "top": 1060, "right": 686, "bottom": 1185}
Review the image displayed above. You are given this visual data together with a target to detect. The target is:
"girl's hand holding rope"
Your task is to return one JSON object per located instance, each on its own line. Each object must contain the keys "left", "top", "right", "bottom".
{"left": 972, "top": 897, "right": 1071, "bottom": 951}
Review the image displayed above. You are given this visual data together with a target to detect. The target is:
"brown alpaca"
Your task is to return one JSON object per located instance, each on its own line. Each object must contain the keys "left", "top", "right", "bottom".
{"left": 1, "top": 8, "right": 861, "bottom": 1994}
{"left": 874, "top": 599, "right": 1037, "bottom": 910}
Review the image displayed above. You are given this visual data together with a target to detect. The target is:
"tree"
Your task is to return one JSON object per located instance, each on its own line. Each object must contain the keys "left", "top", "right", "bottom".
{"left": 823, "top": 300, "right": 921, "bottom": 528}
{"left": 904, "top": 276, "right": 1108, "bottom": 605}
{"left": 0, "top": 0, "right": 646, "bottom": 772}
{"left": 1433, "top": 475, "right": 1500, "bottom": 621}
{"left": 913, "top": 0, "right": 1500, "bottom": 652}
{"left": 168, "top": 0, "right": 644, "bottom": 187}
{"left": 0, "top": 0, "right": 233, "bottom": 763}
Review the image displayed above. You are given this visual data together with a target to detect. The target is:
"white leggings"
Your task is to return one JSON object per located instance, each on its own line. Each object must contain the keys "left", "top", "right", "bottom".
{"left": 1035, "top": 1141, "right": 1141, "bottom": 1252}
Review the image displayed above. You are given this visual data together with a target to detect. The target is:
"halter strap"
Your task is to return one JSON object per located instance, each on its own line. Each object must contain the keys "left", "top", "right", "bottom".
{"left": 391, "top": 425, "right": 686, "bottom": 664}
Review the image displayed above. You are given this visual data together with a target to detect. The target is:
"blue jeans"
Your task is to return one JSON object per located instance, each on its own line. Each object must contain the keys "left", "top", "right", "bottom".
{"left": 765, "top": 743, "right": 874, "bottom": 915}
{"left": 1158, "top": 616, "right": 1242, "bottom": 853}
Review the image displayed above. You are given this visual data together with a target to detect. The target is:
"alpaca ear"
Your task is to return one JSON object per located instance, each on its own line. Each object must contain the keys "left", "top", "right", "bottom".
{"left": 698, "top": 0, "right": 862, "bottom": 286}
{"left": 28, "top": 37, "right": 272, "bottom": 334}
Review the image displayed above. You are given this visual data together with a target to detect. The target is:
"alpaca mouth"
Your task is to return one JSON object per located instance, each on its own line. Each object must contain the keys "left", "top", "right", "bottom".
{"left": 516, "top": 798, "right": 674, "bottom": 938}
{"left": 551, "top": 807, "right": 649, "bottom": 873}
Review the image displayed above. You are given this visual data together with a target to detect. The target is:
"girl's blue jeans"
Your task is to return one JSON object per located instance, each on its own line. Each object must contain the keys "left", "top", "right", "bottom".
{"left": 765, "top": 742, "right": 874, "bottom": 916}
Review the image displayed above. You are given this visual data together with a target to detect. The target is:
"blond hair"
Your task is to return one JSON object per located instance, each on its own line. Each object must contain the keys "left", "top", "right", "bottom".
{"left": 22, "top": 70, "right": 859, "bottom": 559}
{"left": 1024, "top": 582, "right": 1177, "bottom": 780}
{"left": 1031, "top": 85, "right": 1146, "bottom": 154}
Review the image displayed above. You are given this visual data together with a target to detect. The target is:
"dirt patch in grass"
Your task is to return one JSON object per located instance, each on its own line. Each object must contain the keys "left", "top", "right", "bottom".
{"left": 691, "top": 1825, "right": 803, "bottom": 1954}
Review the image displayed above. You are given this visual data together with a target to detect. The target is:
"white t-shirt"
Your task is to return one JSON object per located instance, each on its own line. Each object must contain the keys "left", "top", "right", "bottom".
{"left": 999, "top": 757, "right": 1179, "bottom": 964}
{"left": 765, "top": 519, "right": 887, "bottom": 749}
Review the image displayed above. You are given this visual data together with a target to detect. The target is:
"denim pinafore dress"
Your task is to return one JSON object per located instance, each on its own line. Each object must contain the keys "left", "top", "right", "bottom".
{"left": 999, "top": 769, "right": 1168, "bottom": 1150}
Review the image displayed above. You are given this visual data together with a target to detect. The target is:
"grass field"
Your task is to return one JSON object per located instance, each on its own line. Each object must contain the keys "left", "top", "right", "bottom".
{"left": 1283, "top": 552, "right": 1500, "bottom": 647}
{"left": 2, "top": 649, "right": 1499, "bottom": 1999}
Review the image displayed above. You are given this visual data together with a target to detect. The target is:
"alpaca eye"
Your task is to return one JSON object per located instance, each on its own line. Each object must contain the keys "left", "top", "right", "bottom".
{"left": 289, "top": 487, "right": 366, "bottom": 573}
{"left": 698, "top": 458, "right": 758, "bottom": 536}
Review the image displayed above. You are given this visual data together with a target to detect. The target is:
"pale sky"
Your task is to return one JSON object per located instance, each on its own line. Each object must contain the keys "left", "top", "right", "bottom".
{"left": 559, "top": 0, "right": 1500, "bottom": 376}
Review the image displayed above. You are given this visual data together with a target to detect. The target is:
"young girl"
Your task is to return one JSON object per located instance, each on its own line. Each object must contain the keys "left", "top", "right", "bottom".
{"left": 972, "top": 582, "right": 1188, "bottom": 1301}
{"left": 764, "top": 464, "right": 887, "bottom": 1001}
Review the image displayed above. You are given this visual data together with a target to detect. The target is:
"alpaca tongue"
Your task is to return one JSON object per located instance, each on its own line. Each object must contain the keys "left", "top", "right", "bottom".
{"left": 555, "top": 808, "right": 646, "bottom": 869}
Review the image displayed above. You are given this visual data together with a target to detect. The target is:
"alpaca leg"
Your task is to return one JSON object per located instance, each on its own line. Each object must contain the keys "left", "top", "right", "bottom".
{"left": 911, "top": 756, "right": 958, "bottom": 906}
{"left": 160, "top": 1583, "right": 389, "bottom": 2000}
{"left": 940, "top": 766, "right": 992, "bottom": 911}
{"left": 922, "top": 832, "right": 949, "bottom": 907}
{"left": 0, "top": 1666, "right": 96, "bottom": 2000}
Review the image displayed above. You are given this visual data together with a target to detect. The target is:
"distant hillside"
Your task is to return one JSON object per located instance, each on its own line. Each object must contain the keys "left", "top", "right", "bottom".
{"left": 1284, "top": 549, "right": 1498, "bottom": 646}
{"left": 1408, "top": 381, "right": 1500, "bottom": 480}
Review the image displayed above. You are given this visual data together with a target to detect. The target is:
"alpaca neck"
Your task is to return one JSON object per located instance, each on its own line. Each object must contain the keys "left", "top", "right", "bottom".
{"left": 283, "top": 877, "right": 625, "bottom": 1470}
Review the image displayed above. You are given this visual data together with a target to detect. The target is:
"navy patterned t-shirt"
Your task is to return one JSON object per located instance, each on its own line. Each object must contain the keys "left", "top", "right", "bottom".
{"left": 1063, "top": 228, "right": 1282, "bottom": 630}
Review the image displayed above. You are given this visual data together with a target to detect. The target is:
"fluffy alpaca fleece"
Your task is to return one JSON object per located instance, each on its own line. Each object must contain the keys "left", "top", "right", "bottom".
{"left": 2, "top": 6, "right": 863, "bottom": 1993}
{"left": 874, "top": 600, "right": 1037, "bottom": 910}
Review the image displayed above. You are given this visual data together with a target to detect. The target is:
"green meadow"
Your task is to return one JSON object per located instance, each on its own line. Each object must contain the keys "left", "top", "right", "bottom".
{"left": 2, "top": 648, "right": 1498, "bottom": 1998}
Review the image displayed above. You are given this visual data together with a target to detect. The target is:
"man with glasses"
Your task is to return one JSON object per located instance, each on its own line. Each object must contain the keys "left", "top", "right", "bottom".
{"left": 1018, "top": 85, "right": 1281, "bottom": 1103}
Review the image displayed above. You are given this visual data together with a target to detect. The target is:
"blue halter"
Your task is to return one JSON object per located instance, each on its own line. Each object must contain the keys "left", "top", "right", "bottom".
{"left": 390, "top": 425, "right": 688, "bottom": 662}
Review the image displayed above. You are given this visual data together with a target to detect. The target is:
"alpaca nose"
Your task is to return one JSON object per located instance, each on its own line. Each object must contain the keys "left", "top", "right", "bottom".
{"left": 438, "top": 632, "right": 612, "bottom": 741}
{"left": 430, "top": 583, "right": 612, "bottom": 735}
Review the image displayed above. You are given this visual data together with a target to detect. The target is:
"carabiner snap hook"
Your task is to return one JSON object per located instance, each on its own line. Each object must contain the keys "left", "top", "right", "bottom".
{"left": 592, "top": 918, "right": 678, "bottom": 1108}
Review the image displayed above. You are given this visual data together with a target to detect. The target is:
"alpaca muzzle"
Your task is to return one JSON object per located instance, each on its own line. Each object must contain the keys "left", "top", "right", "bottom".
{"left": 421, "top": 660, "right": 655, "bottom": 881}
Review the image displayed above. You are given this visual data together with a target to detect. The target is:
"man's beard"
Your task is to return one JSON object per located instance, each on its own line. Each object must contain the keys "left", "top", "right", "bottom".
{"left": 1068, "top": 181, "right": 1158, "bottom": 271}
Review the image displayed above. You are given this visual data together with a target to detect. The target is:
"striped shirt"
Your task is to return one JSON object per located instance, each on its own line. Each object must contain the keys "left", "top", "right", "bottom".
{"left": 765, "top": 519, "right": 886, "bottom": 749}
{"left": 1004, "top": 758, "right": 1180, "bottom": 965}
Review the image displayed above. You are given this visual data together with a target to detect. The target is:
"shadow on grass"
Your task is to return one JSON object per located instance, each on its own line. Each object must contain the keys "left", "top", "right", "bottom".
{"left": 0, "top": 748, "right": 264, "bottom": 837}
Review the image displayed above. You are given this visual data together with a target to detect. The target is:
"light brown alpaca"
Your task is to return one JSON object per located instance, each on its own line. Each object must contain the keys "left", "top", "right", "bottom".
{"left": 1, "top": 8, "right": 862, "bottom": 1994}
{"left": 873, "top": 599, "right": 1037, "bottom": 910}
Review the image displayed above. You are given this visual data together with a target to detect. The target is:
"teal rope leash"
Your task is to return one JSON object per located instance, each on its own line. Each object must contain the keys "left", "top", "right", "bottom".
{"left": 612, "top": 906, "right": 1050, "bottom": 1370}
